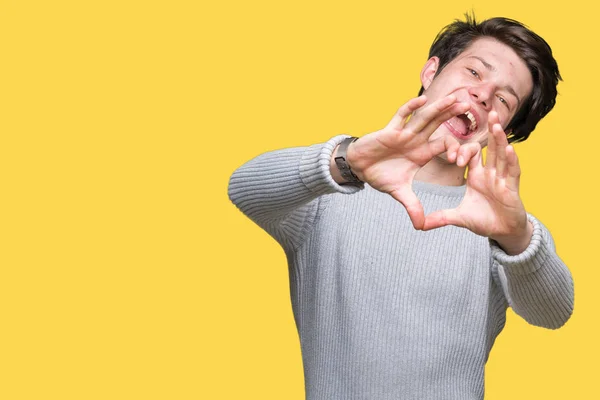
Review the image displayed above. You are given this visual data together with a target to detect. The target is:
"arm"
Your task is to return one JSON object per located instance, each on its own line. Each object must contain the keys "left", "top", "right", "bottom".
{"left": 228, "top": 135, "right": 362, "bottom": 248}
{"left": 229, "top": 94, "right": 473, "bottom": 240}
{"left": 421, "top": 112, "right": 574, "bottom": 328}
{"left": 490, "top": 214, "right": 574, "bottom": 329}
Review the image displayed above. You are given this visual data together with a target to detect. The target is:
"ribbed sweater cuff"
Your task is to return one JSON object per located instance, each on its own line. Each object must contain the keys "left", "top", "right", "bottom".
{"left": 299, "top": 135, "right": 364, "bottom": 196}
{"left": 489, "top": 214, "right": 549, "bottom": 275}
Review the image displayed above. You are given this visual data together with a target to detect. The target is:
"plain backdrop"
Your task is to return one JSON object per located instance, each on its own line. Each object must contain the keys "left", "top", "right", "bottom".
{"left": 1, "top": 1, "right": 598, "bottom": 399}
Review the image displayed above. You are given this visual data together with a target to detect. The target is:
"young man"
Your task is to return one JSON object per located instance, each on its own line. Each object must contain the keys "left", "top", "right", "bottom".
{"left": 228, "top": 14, "right": 574, "bottom": 400}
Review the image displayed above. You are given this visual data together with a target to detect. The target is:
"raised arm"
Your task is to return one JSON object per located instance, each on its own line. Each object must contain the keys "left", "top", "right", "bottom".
{"left": 419, "top": 111, "right": 574, "bottom": 328}
{"left": 229, "top": 94, "right": 477, "bottom": 245}
{"left": 228, "top": 135, "right": 361, "bottom": 248}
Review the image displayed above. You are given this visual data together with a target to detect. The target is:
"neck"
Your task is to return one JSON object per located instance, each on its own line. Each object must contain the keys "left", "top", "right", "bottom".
{"left": 414, "top": 156, "right": 467, "bottom": 186}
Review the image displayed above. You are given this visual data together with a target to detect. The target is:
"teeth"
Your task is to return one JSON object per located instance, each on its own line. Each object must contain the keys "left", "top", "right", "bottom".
{"left": 465, "top": 111, "right": 477, "bottom": 131}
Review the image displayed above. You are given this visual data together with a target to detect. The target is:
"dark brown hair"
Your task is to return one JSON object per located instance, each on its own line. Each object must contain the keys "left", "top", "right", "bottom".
{"left": 419, "top": 13, "right": 561, "bottom": 143}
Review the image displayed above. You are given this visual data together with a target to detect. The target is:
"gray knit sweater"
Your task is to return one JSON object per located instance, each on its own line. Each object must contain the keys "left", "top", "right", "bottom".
{"left": 228, "top": 135, "right": 574, "bottom": 400}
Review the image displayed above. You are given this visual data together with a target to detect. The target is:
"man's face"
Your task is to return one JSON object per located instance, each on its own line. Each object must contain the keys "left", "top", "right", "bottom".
{"left": 420, "top": 37, "right": 534, "bottom": 150}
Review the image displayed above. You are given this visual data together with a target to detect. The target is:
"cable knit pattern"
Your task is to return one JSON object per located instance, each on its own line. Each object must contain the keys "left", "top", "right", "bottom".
{"left": 228, "top": 136, "right": 574, "bottom": 400}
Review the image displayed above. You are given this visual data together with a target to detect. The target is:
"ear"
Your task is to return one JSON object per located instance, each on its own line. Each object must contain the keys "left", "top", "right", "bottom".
{"left": 420, "top": 57, "right": 440, "bottom": 91}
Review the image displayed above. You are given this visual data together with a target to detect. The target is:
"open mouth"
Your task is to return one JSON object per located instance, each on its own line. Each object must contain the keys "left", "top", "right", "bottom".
{"left": 446, "top": 110, "right": 478, "bottom": 136}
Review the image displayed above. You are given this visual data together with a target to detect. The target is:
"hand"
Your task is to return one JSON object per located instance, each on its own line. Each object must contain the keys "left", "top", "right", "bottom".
{"left": 344, "top": 95, "right": 474, "bottom": 230}
{"left": 422, "top": 111, "right": 533, "bottom": 254}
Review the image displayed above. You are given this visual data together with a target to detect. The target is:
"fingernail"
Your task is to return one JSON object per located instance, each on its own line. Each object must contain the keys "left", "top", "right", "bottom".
{"left": 458, "top": 156, "right": 464, "bottom": 165}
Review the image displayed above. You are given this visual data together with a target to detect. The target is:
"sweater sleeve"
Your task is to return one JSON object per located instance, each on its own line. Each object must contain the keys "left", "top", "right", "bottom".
{"left": 228, "top": 135, "right": 363, "bottom": 250}
{"left": 490, "top": 214, "right": 574, "bottom": 329}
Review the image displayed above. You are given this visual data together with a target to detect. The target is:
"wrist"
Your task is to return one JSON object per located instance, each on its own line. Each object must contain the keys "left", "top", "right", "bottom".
{"left": 330, "top": 137, "right": 362, "bottom": 185}
{"left": 492, "top": 220, "right": 534, "bottom": 255}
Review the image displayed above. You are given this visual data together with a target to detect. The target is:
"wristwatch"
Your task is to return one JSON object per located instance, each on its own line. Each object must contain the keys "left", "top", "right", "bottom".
{"left": 334, "top": 137, "right": 362, "bottom": 185}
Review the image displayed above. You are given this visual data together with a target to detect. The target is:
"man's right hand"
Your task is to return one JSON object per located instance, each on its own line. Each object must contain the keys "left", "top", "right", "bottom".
{"left": 331, "top": 95, "right": 476, "bottom": 230}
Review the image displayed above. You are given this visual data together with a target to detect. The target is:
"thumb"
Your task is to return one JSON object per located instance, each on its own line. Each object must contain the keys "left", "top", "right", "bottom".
{"left": 389, "top": 185, "right": 425, "bottom": 230}
{"left": 422, "top": 208, "right": 463, "bottom": 231}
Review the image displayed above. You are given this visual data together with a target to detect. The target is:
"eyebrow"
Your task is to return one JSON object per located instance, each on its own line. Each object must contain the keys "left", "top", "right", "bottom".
{"left": 467, "top": 56, "right": 522, "bottom": 108}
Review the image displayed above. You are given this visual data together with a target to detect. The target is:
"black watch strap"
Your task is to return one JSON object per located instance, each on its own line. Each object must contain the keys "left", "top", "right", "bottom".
{"left": 334, "top": 137, "right": 362, "bottom": 185}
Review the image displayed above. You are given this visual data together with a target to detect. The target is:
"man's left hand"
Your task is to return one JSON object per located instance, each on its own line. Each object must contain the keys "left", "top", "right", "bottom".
{"left": 422, "top": 111, "right": 533, "bottom": 255}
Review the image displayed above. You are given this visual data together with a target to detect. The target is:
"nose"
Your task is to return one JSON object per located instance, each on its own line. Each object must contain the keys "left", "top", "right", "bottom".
{"left": 468, "top": 84, "right": 494, "bottom": 111}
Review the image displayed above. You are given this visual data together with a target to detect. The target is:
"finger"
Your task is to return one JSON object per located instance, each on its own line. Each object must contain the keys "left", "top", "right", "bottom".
{"left": 428, "top": 135, "right": 460, "bottom": 162}
{"left": 405, "top": 95, "right": 468, "bottom": 136}
{"left": 419, "top": 102, "right": 471, "bottom": 138}
{"left": 485, "top": 111, "right": 501, "bottom": 169}
{"left": 389, "top": 186, "right": 425, "bottom": 230}
{"left": 385, "top": 95, "right": 428, "bottom": 130}
{"left": 422, "top": 208, "right": 463, "bottom": 231}
{"left": 506, "top": 145, "right": 521, "bottom": 191}
{"left": 467, "top": 146, "right": 483, "bottom": 171}
{"left": 494, "top": 122, "right": 508, "bottom": 178}
{"left": 456, "top": 142, "right": 482, "bottom": 168}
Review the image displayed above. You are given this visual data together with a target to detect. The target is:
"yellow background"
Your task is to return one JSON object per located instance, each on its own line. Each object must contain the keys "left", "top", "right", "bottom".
{"left": 1, "top": 0, "right": 597, "bottom": 399}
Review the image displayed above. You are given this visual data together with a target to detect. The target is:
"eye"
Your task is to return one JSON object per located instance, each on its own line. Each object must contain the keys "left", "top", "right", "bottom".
{"left": 497, "top": 95, "right": 510, "bottom": 109}
{"left": 467, "top": 68, "right": 480, "bottom": 78}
